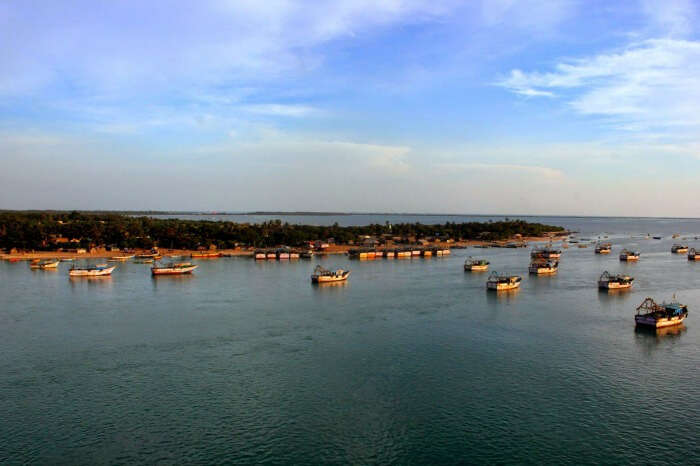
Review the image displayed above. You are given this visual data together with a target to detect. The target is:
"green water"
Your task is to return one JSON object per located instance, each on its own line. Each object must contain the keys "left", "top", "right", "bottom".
{"left": 1, "top": 231, "right": 699, "bottom": 464}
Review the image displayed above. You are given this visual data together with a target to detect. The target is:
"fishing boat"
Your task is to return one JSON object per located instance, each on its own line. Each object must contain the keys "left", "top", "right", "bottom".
{"left": 486, "top": 272, "right": 522, "bottom": 291}
{"left": 109, "top": 254, "right": 134, "bottom": 261}
{"left": 190, "top": 251, "right": 221, "bottom": 258}
{"left": 594, "top": 243, "right": 612, "bottom": 254}
{"left": 688, "top": 248, "right": 700, "bottom": 261}
{"left": 531, "top": 247, "right": 561, "bottom": 259}
{"left": 635, "top": 297, "right": 688, "bottom": 328}
{"left": 671, "top": 244, "right": 688, "bottom": 254}
{"left": 30, "top": 259, "right": 59, "bottom": 269}
{"left": 151, "top": 261, "right": 198, "bottom": 276}
{"left": 464, "top": 258, "right": 489, "bottom": 272}
{"left": 69, "top": 264, "right": 116, "bottom": 277}
{"left": 529, "top": 259, "right": 558, "bottom": 274}
{"left": 598, "top": 271, "right": 634, "bottom": 289}
{"left": 310, "top": 265, "right": 350, "bottom": 283}
{"left": 619, "top": 249, "right": 640, "bottom": 261}
{"left": 135, "top": 252, "right": 159, "bottom": 259}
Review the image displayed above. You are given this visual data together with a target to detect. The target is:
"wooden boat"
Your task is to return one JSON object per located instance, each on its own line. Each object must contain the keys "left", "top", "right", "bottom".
{"left": 385, "top": 250, "right": 395, "bottom": 258}
{"left": 688, "top": 248, "right": 700, "bottom": 261}
{"left": 635, "top": 297, "right": 688, "bottom": 328}
{"left": 69, "top": 264, "right": 116, "bottom": 277}
{"left": 486, "top": 272, "right": 521, "bottom": 291}
{"left": 671, "top": 244, "right": 688, "bottom": 254}
{"left": 594, "top": 243, "right": 612, "bottom": 254}
{"left": 254, "top": 251, "right": 267, "bottom": 260}
{"left": 529, "top": 260, "right": 558, "bottom": 274}
{"left": 151, "top": 262, "right": 198, "bottom": 276}
{"left": 619, "top": 249, "right": 640, "bottom": 261}
{"left": 531, "top": 247, "right": 561, "bottom": 259}
{"left": 191, "top": 252, "right": 221, "bottom": 258}
{"left": 598, "top": 271, "right": 633, "bottom": 289}
{"left": 266, "top": 253, "right": 276, "bottom": 260}
{"left": 311, "top": 265, "right": 350, "bottom": 283}
{"left": 109, "top": 255, "right": 134, "bottom": 261}
{"left": 135, "top": 253, "right": 159, "bottom": 259}
{"left": 30, "top": 259, "right": 59, "bottom": 269}
{"left": 464, "top": 258, "right": 489, "bottom": 272}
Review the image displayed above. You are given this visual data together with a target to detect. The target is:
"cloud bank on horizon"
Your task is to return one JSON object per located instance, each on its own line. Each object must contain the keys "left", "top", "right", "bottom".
{"left": 1, "top": 0, "right": 699, "bottom": 216}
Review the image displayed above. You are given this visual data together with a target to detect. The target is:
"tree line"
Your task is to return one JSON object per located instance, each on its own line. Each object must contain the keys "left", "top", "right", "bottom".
{"left": 0, "top": 211, "right": 565, "bottom": 251}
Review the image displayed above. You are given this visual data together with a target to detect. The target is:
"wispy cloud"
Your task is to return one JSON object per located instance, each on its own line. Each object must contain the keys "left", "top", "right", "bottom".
{"left": 499, "top": 38, "right": 700, "bottom": 131}
{"left": 241, "top": 104, "right": 321, "bottom": 117}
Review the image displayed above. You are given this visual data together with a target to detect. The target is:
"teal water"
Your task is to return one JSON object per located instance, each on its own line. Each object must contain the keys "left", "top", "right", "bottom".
{"left": 1, "top": 222, "right": 700, "bottom": 464}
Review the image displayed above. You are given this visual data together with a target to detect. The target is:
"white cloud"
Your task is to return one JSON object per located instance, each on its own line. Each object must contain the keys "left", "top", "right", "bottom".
{"left": 241, "top": 104, "right": 320, "bottom": 117}
{"left": 499, "top": 39, "right": 700, "bottom": 132}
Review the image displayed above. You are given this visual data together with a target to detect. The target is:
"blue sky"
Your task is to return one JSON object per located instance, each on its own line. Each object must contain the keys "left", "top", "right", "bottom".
{"left": 1, "top": 0, "right": 699, "bottom": 215}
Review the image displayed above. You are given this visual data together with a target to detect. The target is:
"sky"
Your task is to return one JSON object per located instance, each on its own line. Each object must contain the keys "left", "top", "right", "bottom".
{"left": 1, "top": 0, "right": 700, "bottom": 216}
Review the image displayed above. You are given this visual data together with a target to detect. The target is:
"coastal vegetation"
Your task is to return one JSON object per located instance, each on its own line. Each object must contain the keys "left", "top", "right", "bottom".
{"left": 0, "top": 211, "right": 565, "bottom": 251}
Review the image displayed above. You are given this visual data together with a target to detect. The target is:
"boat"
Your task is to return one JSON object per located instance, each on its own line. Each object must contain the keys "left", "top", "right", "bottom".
{"left": 29, "top": 259, "right": 59, "bottom": 269}
{"left": 594, "top": 243, "right": 612, "bottom": 254}
{"left": 486, "top": 272, "right": 522, "bottom": 291}
{"left": 254, "top": 251, "right": 267, "bottom": 260}
{"left": 385, "top": 250, "right": 395, "bottom": 258}
{"left": 635, "top": 297, "right": 688, "bottom": 328}
{"left": 529, "top": 259, "right": 558, "bottom": 274}
{"left": 68, "top": 264, "right": 116, "bottom": 277}
{"left": 464, "top": 258, "right": 489, "bottom": 272}
{"left": 151, "top": 261, "right": 198, "bottom": 276}
{"left": 671, "top": 244, "right": 688, "bottom": 254}
{"left": 191, "top": 251, "right": 221, "bottom": 258}
{"left": 688, "top": 248, "right": 700, "bottom": 261}
{"left": 531, "top": 247, "right": 561, "bottom": 259}
{"left": 310, "top": 265, "right": 350, "bottom": 283}
{"left": 135, "top": 252, "right": 159, "bottom": 259}
{"left": 109, "top": 254, "right": 134, "bottom": 261}
{"left": 653, "top": 236, "right": 662, "bottom": 240}
{"left": 598, "top": 271, "right": 634, "bottom": 289}
{"left": 300, "top": 250, "right": 314, "bottom": 259}
{"left": 619, "top": 249, "right": 640, "bottom": 261}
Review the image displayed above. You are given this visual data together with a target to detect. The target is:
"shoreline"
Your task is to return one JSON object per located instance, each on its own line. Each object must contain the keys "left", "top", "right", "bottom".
{"left": 1, "top": 235, "right": 559, "bottom": 261}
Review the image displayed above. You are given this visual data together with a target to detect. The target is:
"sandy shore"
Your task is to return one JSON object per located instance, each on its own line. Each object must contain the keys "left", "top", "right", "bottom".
{"left": 1, "top": 235, "right": 561, "bottom": 261}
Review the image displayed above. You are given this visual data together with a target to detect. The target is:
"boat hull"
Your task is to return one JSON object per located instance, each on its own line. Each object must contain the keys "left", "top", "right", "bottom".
{"left": 465, "top": 265, "right": 489, "bottom": 271}
{"left": 487, "top": 282, "right": 520, "bottom": 291}
{"left": 69, "top": 266, "right": 116, "bottom": 277}
{"left": 529, "top": 267, "right": 557, "bottom": 274}
{"left": 635, "top": 315, "right": 686, "bottom": 328}
{"left": 598, "top": 281, "right": 632, "bottom": 289}
{"left": 151, "top": 265, "right": 198, "bottom": 275}
{"left": 312, "top": 273, "right": 350, "bottom": 283}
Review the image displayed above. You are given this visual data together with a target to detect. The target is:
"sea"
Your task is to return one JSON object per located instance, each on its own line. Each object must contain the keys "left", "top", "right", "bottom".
{"left": 1, "top": 215, "right": 699, "bottom": 464}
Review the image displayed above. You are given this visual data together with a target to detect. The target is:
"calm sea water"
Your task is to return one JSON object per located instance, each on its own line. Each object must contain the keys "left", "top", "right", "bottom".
{"left": 2, "top": 217, "right": 700, "bottom": 464}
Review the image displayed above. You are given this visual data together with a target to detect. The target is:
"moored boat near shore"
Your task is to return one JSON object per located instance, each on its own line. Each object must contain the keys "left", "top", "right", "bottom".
{"left": 109, "top": 254, "right": 134, "bottom": 261}
{"left": 191, "top": 251, "right": 221, "bottom": 258}
{"left": 30, "top": 259, "right": 59, "bottom": 269}
{"left": 598, "top": 271, "right": 633, "bottom": 289}
{"left": 311, "top": 265, "right": 350, "bottom": 283}
{"left": 464, "top": 257, "right": 489, "bottom": 272}
{"left": 486, "top": 272, "right": 521, "bottom": 291}
{"left": 69, "top": 264, "right": 116, "bottom": 277}
{"left": 151, "top": 262, "right": 198, "bottom": 276}
{"left": 619, "top": 249, "right": 640, "bottom": 261}
{"left": 635, "top": 297, "right": 688, "bottom": 328}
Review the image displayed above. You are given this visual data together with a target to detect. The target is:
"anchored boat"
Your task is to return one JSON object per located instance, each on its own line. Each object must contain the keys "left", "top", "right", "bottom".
{"left": 151, "top": 261, "right": 198, "bottom": 276}
{"left": 598, "top": 271, "right": 633, "bottom": 289}
{"left": 311, "top": 265, "right": 350, "bottom": 284}
{"left": 531, "top": 246, "right": 561, "bottom": 260}
{"left": 486, "top": 272, "right": 522, "bottom": 291}
{"left": 464, "top": 258, "right": 489, "bottom": 272}
{"left": 529, "top": 259, "right": 558, "bottom": 274}
{"left": 635, "top": 297, "right": 688, "bottom": 328}
{"left": 69, "top": 264, "right": 116, "bottom": 277}
{"left": 30, "top": 259, "right": 59, "bottom": 269}
{"left": 109, "top": 255, "right": 134, "bottom": 261}
{"left": 594, "top": 243, "right": 612, "bottom": 254}
{"left": 191, "top": 251, "right": 221, "bottom": 258}
{"left": 671, "top": 244, "right": 688, "bottom": 254}
{"left": 688, "top": 248, "right": 700, "bottom": 261}
{"left": 619, "top": 249, "right": 640, "bottom": 261}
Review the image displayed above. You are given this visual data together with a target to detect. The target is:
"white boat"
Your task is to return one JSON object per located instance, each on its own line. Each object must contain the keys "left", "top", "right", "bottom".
{"left": 529, "top": 260, "right": 558, "bottom": 274}
{"left": 464, "top": 258, "right": 489, "bottom": 271}
{"left": 30, "top": 259, "right": 59, "bottom": 269}
{"left": 69, "top": 265, "right": 116, "bottom": 277}
{"left": 311, "top": 265, "right": 350, "bottom": 283}
{"left": 109, "top": 254, "right": 134, "bottom": 261}
{"left": 151, "top": 262, "right": 198, "bottom": 276}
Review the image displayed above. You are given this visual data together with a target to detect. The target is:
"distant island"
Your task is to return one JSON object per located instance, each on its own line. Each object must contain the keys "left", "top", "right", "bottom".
{"left": 0, "top": 211, "right": 566, "bottom": 255}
